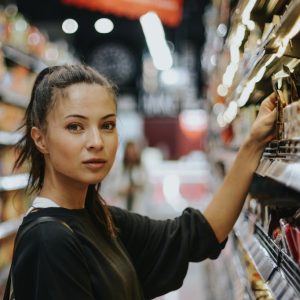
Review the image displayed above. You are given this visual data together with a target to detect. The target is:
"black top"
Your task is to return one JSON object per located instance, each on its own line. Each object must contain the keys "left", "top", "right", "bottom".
{"left": 12, "top": 206, "right": 226, "bottom": 300}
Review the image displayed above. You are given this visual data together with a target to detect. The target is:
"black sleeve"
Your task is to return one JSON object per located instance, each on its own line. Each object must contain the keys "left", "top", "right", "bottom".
{"left": 110, "top": 206, "right": 227, "bottom": 299}
{"left": 13, "top": 222, "right": 95, "bottom": 300}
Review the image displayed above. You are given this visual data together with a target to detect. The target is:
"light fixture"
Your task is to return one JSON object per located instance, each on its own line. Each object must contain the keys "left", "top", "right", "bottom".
{"left": 223, "top": 101, "right": 238, "bottom": 123}
{"left": 160, "top": 68, "right": 189, "bottom": 86}
{"left": 179, "top": 109, "right": 208, "bottom": 133}
{"left": 217, "top": 113, "right": 227, "bottom": 127}
{"left": 62, "top": 19, "right": 78, "bottom": 34}
{"left": 217, "top": 84, "right": 228, "bottom": 97}
{"left": 241, "top": 0, "right": 256, "bottom": 29}
{"left": 15, "top": 19, "right": 28, "bottom": 32}
{"left": 140, "top": 12, "right": 173, "bottom": 70}
{"left": 94, "top": 18, "right": 114, "bottom": 34}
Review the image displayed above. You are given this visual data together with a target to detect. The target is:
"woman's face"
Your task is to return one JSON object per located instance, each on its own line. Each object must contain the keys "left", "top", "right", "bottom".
{"left": 39, "top": 83, "right": 118, "bottom": 186}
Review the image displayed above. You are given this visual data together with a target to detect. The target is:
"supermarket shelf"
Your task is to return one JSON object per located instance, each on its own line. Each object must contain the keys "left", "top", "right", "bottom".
{"left": 2, "top": 44, "right": 48, "bottom": 72}
{"left": 0, "top": 131, "right": 22, "bottom": 146}
{"left": 0, "top": 84, "right": 29, "bottom": 108}
{"left": 268, "top": 0, "right": 300, "bottom": 50}
{"left": 0, "top": 173, "right": 29, "bottom": 192}
{"left": 256, "top": 158, "right": 300, "bottom": 193}
{"left": 255, "top": 223, "right": 300, "bottom": 297}
{"left": 230, "top": 0, "right": 300, "bottom": 105}
{"left": 234, "top": 216, "right": 300, "bottom": 299}
{"left": 0, "top": 265, "right": 10, "bottom": 286}
{"left": 0, "top": 216, "right": 22, "bottom": 240}
{"left": 230, "top": 244, "right": 256, "bottom": 300}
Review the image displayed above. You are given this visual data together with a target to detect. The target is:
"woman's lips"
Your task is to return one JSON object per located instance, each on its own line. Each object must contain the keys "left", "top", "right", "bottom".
{"left": 83, "top": 159, "right": 107, "bottom": 170}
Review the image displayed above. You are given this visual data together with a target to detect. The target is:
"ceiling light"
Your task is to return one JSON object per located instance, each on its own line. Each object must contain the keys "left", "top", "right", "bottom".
{"left": 62, "top": 19, "right": 78, "bottom": 34}
{"left": 140, "top": 12, "right": 173, "bottom": 70}
{"left": 94, "top": 18, "right": 114, "bottom": 34}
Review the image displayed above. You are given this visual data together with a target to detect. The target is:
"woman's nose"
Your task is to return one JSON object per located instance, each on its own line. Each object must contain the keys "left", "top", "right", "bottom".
{"left": 87, "top": 128, "right": 104, "bottom": 150}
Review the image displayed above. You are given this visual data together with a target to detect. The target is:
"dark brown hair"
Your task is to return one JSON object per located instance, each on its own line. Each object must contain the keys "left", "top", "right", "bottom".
{"left": 14, "top": 64, "right": 118, "bottom": 237}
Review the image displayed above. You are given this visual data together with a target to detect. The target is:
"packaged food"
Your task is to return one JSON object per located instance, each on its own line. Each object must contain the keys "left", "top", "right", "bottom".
{"left": 279, "top": 218, "right": 299, "bottom": 262}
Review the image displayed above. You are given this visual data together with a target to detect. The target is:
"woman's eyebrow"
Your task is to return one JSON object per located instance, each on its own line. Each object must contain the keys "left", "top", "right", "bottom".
{"left": 65, "top": 114, "right": 87, "bottom": 120}
{"left": 64, "top": 113, "right": 116, "bottom": 120}
{"left": 102, "top": 113, "right": 117, "bottom": 120}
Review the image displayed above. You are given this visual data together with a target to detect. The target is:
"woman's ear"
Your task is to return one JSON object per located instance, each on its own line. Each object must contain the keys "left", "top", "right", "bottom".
{"left": 31, "top": 126, "right": 49, "bottom": 154}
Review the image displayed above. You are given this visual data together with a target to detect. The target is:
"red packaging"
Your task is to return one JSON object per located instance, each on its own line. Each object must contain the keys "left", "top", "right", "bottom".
{"left": 280, "top": 219, "right": 299, "bottom": 262}
{"left": 285, "top": 224, "right": 298, "bottom": 262}
{"left": 291, "top": 227, "right": 300, "bottom": 264}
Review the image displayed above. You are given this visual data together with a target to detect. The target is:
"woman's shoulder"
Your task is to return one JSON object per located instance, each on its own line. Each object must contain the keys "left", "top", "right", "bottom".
{"left": 17, "top": 212, "right": 77, "bottom": 252}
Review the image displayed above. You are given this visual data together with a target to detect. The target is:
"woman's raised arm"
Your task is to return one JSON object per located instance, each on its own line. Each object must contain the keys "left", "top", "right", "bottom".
{"left": 204, "top": 93, "right": 277, "bottom": 242}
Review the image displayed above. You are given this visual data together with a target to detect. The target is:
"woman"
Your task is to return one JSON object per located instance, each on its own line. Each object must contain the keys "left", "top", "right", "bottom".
{"left": 8, "top": 64, "right": 276, "bottom": 299}
{"left": 114, "top": 140, "right": 149, "bottom": 212}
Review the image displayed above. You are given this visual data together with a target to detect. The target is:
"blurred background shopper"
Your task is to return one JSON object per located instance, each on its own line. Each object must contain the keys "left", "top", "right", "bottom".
{"left": 114, "top": 140, "right": 149, "bottom": 212}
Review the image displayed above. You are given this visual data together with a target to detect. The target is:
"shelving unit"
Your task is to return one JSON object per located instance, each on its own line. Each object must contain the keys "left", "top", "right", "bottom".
{"left": 0, "top": 173, "right": 29, "bottom": 192}
{"left": 0, "top": 85, "right": 29, "bottom": 108}
{"left": 2, "top": 44, "right": 48, "bottom": 73}
{"left": 231, "top": 243, "right": 257, "bottom": 300}
{"left": 0, "top": 6, "right": 76, "bottom": 298}
{"left": 0, "top": 131, "right": 23, "bottom": 146}
{"left": 230, "top": 0, "right": 300, "bottom": 106}
{"left": 203, "top": 0, "right": 300, "bottom": 298}
{"left": 0, "top": 217, "right": 23, "bottom": 240}
{"left": 234, "top": 216, "right": 300, "bottom": 299}
{"left": 256, "top": 158, "right": 300, "bottom": 193}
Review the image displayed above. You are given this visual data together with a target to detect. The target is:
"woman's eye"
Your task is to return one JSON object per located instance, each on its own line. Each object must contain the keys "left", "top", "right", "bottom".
{"left": 66, "top": 123, "right": 83, "bottom": 132}
{"left": 102, "top": 122, "right": 116, "bottom": 130}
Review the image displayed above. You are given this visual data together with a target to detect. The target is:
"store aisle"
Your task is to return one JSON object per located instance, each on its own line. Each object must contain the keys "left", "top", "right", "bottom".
{"left": 153, "top": 262, "right": 210, "bottom": 300}
{"left": 104, "top": 152, "right": 223, "bottom": 300}
{"left": 144, "top": 155, "right": 217, "bottom": 300}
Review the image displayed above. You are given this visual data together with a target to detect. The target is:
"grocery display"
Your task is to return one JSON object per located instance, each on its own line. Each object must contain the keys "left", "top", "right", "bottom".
{"left": 0, "top": 5, "right": 76, "bottom": 298}
{"left": 203, "top": 0, "right": 300, "bottom": 298}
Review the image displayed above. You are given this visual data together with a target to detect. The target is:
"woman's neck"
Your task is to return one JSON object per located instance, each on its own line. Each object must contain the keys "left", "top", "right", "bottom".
{"left": 39, "top": 188, "right": 87, "bottom": 209}
{"left": 40, "top": 176, "right": 88, "bottom": 209}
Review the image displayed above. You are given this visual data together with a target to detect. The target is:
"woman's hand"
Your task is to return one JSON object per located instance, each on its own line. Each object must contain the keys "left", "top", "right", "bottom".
{"left": 248, "top": 93, "right": 277, "bottom": 147}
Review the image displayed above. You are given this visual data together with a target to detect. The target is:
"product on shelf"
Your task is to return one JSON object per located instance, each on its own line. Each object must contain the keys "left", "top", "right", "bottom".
{"left": 204, "top": 0, "right": 300, "bottom": 298}
{"left": 0, "top": 4, "right": 77, "bottom": 293}
{"left": 273, "top": 65, "right": 300, "bottom": 141}
{"left": 0, "top": 190, "right": 28, "bottom": 221}
{"left": 0, "top": 102, "right": 24, "bottom": 131}
{"left": 2, "top": 65, "right": 36, "bottom": 96}
{"left": 280, "top": 218, "right": 298, "bottom": 262}
{"left": 0, "top": 146, "right": 26, "bottom": 176}
{"left": 0, "top": 235, "right": 14, "bottom": 271}
{"left": 238, "top": 241, "right": 274, "bottom": 300}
